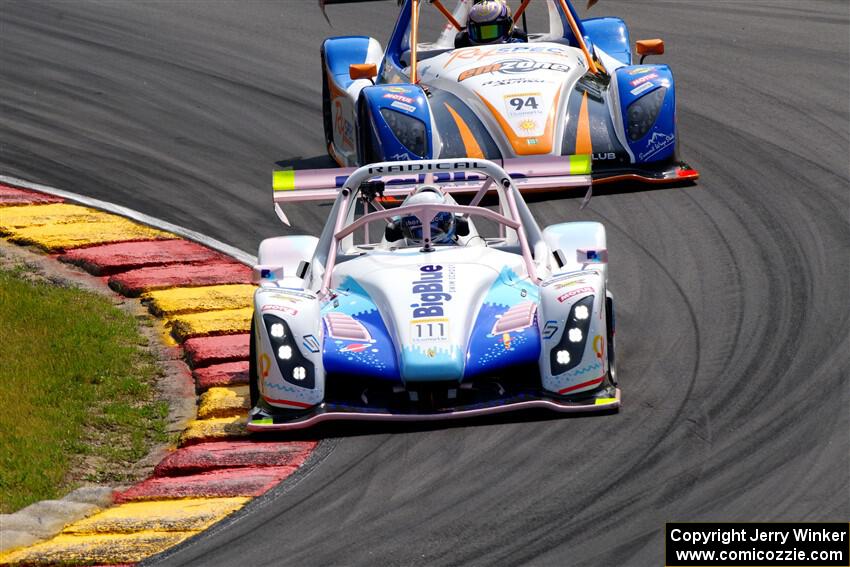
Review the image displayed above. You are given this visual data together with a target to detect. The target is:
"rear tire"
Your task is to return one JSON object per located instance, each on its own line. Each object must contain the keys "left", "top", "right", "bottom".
{"left": 249, "top": 319, "right": 259, "bottom": 407}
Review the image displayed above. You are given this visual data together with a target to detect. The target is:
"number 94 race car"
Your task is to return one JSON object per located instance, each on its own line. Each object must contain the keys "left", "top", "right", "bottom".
{"left": 319, "top": 0, "right": 699, "bottom": 186}
{"left": 247, "top": 156, "right": 619, "bottom": 431}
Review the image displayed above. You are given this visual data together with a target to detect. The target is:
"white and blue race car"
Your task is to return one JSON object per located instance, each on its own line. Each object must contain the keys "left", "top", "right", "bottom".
{"left": 319, "top": 0, "right": 699, "bottom": 186}
{"left": 248, "top": 156, "right": 619, "bottom": 431}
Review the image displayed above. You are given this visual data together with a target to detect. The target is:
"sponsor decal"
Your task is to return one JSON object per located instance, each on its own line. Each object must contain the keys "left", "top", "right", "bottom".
{"left": 334, "top": 100, "right": 354, "bottom": 148}
{"left": 630, "top": 82, "right": 655, "bottom": 97}
{"left": 592, "top": 152, "right": 617, "bottom": 161}
{"left": 458, "top": 59, "right": 571, "bottom": 82}
{"left": 626, "top": 66, "right": 654, "bottom": 75}
{"left": 445, "top": 45, "right": 573, "bottom": 67}
{"left": 638, "top": 132, "right": 675, "bottom": 161}
{"left": 555, "top": 278, "right": 588, "bottom": 289}
{"left": 519, "top": 119, "right": 537, "bottom": 132}
{"left": 340, "top": 343, "right": 371, "bottom": 353}
{"left": 578, "top": 249, "right": 608, "bottom": 263}
{"left": 257, "top": 288, "right": 311, "bottom": 299}
{"left": 410, "top": 264, "right": 451, "bottom": 318}
{"left": 302, "top": 334, "right": 320, "bottom": 353}
{"left": 593, "top": 335, "right": 604, "bottom": 359}
{"left": 502, "top": 333, "right": 512, "bottom": 350}
{"left": 481, "top": 78, "right": 546, "bottom": 87}
{"left": 384, "top": 93, "right": 414, "bottom": 104}
{"left": 277, "top": 288, "right": 316, "bottom": 301}
{"left": 390, "top": 100, "right": 416, "bottom": 113}
{"left": 556, "top": 286, "right": 594, "bottom": 303}
{"left": 541, "top": 269, "right": 599, "bottom": 287}
{"left": 261, "top": 304, "right": 298, "bottom": 316}
{"left": 366, "top": 162, "right": 480, "bottom": 174}
{"left": 542, "top": 320, "right": 559, "bottom": 340}
{"left": 259, "top": 353, "right": 271, "bottom": 378}
{"left": 630, "top": 73, "right": 659, "bottom": 87}
{"left": 387, "top": 86, "right": 410, "bottom": 93}
{"left": 390, "top": 152, "right": 411, "bottom": 160}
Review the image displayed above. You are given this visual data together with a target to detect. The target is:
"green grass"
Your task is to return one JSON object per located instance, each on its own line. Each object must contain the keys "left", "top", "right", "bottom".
{"left": 0, "top": 264, "right": 168, "bottom": 513}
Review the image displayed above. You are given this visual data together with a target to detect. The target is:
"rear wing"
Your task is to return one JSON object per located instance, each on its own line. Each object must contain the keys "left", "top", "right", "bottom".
{"left": 273, "top": 154, "right": 591, "bottom": 204}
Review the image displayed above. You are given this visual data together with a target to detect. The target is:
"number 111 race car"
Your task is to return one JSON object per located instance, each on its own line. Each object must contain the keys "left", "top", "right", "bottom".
{"left": 247, "top": 156, "right": 619, "bottom": 431}
{"left": 319, "top": 0, "right": 699, "bottom": 186}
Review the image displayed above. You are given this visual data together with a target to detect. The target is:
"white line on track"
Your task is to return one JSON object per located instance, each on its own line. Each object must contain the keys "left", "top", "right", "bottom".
{"left": 0, "top": 174, "right": 257, "bottom": 265}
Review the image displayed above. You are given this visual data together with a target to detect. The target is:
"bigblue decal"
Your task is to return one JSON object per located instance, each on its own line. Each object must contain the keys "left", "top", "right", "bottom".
{"left": 411, "top": 264, "right": 451, "bottom": 318}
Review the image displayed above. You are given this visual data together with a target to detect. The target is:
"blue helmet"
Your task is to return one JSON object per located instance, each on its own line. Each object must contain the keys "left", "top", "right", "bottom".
{"left": 399, "top": 186, "right": 457, "bottom": 244}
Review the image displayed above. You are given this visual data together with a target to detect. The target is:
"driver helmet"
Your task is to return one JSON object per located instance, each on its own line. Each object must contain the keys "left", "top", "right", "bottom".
{"left": 399, "top": 186, "right": 456, "bottom": 245}
{"left": 467, "top": 0, "right": 514, "bottom": 45}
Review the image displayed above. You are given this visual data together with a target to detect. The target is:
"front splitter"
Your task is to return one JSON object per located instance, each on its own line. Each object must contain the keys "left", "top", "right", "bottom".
{"left": 247, "top": 388, "right": 621, "bottom": 431}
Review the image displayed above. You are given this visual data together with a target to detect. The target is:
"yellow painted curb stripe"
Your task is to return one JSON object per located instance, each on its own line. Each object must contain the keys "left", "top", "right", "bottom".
{"left": 64, "top": 497, "right": 249, "bottom": 534}
{"left": 198, "top": 385, "right": 250, "bottom": 419}
{"left": 169, "top": 308, "right": 253, "bottom": 342}
{"left": 0, "top": 530, "right": 195, "bottom": 565}
{"left": 569, "top": 154, "right": 592, "bottom": 175}
{"left": 180, "top": 415, "right": 249, "bottom": 445}
{"left": 144, "top": 284, "right": 254, "bottom": 316}
{"left": 273, "top": 169, "right": 295, "bottom": 191}
{"left": 0, "top": 203, "right": 115, "bottom": 233}
{"left": 5, "top": 220, "right": 175, "bottom": 252}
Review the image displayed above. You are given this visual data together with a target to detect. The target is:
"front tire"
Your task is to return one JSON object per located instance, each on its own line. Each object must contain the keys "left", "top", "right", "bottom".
{"left": 321, "top": 54, "right": 334, "bottom": 157}
{"left": 249, "top": 319, "right": 259, "bottom": 407}
{"left": 606, "top": 296, "right": 617, "bottom": 386}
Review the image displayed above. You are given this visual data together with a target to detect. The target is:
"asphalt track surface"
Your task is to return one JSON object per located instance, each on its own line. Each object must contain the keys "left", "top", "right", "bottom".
{"left": 2, "top": 1, "right": 848, "bottom": 565}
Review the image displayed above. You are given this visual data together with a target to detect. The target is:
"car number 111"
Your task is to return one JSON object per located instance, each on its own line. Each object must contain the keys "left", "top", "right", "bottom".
{"left": 410, "top": 318, "right": 449, "bottom": 342}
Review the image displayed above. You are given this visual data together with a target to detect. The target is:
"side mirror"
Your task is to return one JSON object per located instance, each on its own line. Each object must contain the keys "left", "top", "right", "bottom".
{"left": 349, "top": 63, "right": 377, "bottom": 82}
{"left": 636, "top": 39, "right": 665, "bottom": 63}
{"left": 254, "top": 235, "right": 319, "bottom": 285}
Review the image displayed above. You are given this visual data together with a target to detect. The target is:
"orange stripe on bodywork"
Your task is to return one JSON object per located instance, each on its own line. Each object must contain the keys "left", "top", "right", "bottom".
{"left": 476, "top": 87, "right": 561, "bottom": 156}
{"left": 444, "top": 103, "right": 484, "bottom": 159}
{"left": 575, "top": 91, "right": 593, "bottom": 155}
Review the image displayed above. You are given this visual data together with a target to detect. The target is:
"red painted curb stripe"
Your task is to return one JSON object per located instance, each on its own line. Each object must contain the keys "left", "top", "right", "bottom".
{"left": 0, "top": 184, "right": 65, "bottom": 205}
{"left": 108, "top": 261, "right": 251, "bottom": 297}
{"left": 194, "top": 361, "right": 249, "bottom": 391}
{"left": 183, "top": 334, "right": 250, "bottom": 368}
{"left": 59, "top": 239, "right": 234, "bottom": 276}
{"left": 153, "top": 441, "right": 316, "bottom": 476}
{"left": 558, "top": 375, "right": 605, "bottom": 395}
{"left": 113, "top": 466, "right": 297, "bottom": 502}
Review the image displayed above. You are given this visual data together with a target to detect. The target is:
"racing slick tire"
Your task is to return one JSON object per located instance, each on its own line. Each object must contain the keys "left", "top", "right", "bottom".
{"left": 606, "top": 296, "right": 618, "bottom": 386}
{"left": 249, "top": 319, "right": 259, "bottom": 408}
{"left": 321, "top": 53, "right": 334, "bottom": 157}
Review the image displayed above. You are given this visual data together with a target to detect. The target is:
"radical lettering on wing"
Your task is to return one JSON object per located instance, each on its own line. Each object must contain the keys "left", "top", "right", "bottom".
{"left": 411, "top": 265, "right": 452, "bottom": 318}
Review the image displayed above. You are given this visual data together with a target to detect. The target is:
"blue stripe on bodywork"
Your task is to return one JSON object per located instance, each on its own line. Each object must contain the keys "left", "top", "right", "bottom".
{"left": 321, "top": 277, "right": 400, "bottom": 381}
{"left": 464, "top": 267, "right": 541, "bottom": 378}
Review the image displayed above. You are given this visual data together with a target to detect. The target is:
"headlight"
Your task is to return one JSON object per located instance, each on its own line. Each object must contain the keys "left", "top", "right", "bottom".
{"left": 549, "top": 296, "right": 594, "bottom": 375}
{"left": 262, "top": 314, "right": 315, "bottom": 389}
{"left": 626, "top": 87, "right": 667, "bottom": 141}
{"left": 379, "top": 108, "right": 427, "bottom": 157}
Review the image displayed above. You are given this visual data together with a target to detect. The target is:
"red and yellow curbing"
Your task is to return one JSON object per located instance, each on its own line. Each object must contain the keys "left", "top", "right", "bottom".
{"left": 0, "top": 183, "right": 315, "bottom": 566}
